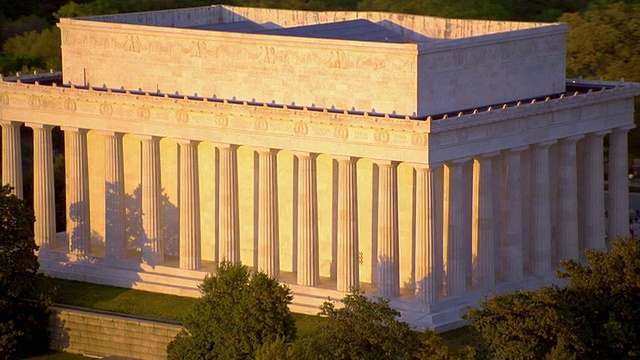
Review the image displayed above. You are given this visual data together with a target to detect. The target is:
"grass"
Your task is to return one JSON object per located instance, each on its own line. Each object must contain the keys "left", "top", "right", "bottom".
{"left": 52, "top": 278, "right": 195, "bottom": 322}
{"left": 51, "top": 278, "right": 327, "bottom": 339}
{"left": 50, "top": 278, "right": 477, "bottom": 348}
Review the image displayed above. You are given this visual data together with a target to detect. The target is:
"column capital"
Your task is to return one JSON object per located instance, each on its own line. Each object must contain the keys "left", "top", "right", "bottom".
{"left": 588, "top": 130, "right": 610, "bottom": 138}
{"left": 409, "top": 162, "right": 440, "bottom": 170}
{"left": 333, "top": 155, "right": 359, "bottom": 163}
{"left": 291, "top": 150, "right": 319, "bottom": 159}
{"left": 446, "top": 157, "right": 471, "bottom": 166}
{"left": 507, "top": 145, "right": 529, "bottom": 153}
{"left": 533, "top": 140, "right": 557, "bottom": 149}
{"left": 25, "top": 123, "right": 54, "bottom": 131}
{"left": 613, "top": 125, "right": 635, "bottom": 132}
{"left": 371, "top": 159, "right": 400, "bottom": 167}
{"left": 60, "top": 126, "right": 89, "bottom": 134}
{"left": 473, "top": 151, "right": 500, "bottom": 160}
{"left": 0, "top": 120, "right": 21, "bottom": 126}
{"left": 214, "top": 142, "right": 239, "bottom": 150}
{"left": 254, "top": 146, "right": 279, "bottom": 155}
{"left": 96, "top": 130, "right": 124, "bottom": 138}
{"left": 137, "top": 134, "right": 162, "bottom": 142}
{"left": 175, "top": 138, "right": 200, "bottom": 146}
{"left": 561, "top": 135, "right": 584, "bottom": 143}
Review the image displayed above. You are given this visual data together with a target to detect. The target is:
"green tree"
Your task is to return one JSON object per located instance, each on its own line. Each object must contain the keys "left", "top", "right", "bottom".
{"left": 561, "top": 2, "right": 640, "bottom": 82}
{"left": 292, "top": 290, "right": 459, "bottom": 359}
{"left": 167, "top": 261, "right": 296, "bottom": 360}
{"left": 465, "top": 237, "right": 640, "bottom": 359}
{"left": 0, "top": 184, "right": 54, "bottom": 359}
{"left": 1, "top": 27, "right": 61, "bottom": 74}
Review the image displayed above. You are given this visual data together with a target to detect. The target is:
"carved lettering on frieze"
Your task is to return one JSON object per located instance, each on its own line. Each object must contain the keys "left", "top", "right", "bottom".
{"left": 138, "top": 107, "right": 151, "bottom": 121}
{"left": 269, "top": 122, "right": 291, "bottom": 133}
{"left": 254, "top": 118, "right": 268, "bottom": 132}
{"left": 293, "top": 122, "right": 308, "bottom": 136}
{"left": 100, "top": 103, "right": 113, "bottom": 117}
{"left": 334, "top": 126, "right": 349, "bottom": 140}
{"left": 392, "top": 133, "right": 409, "bottom": 143}
{"left": 29, "top": 95, "right": 42, "bottom": 108}
{"left": 41, "top": 98, "right": 62, "bottom": 111}
{"left": 176, "top": 110, "right": 189, "bottom": 124}
{"left": 0, "top": 93, "right": 8, "bottom": 105}
{"left": 456, "top": 128, "right": 468, "bottom": 142}
{"left": 314, "top": 126, "right": 331, "bottom": 137}
{"left": 487, "top": 124, "right": 498, "bottom": 137}
{"left": 353, "top": 130, "right": 368, "bottom": 141}
{"left": 412, "top": 133, "right": 428, "bottom": 148}
{"left": 214, "top": 114, "right": 229, "bottom": 128}
{"left": 64, "top": 99, "right": 76, "bottom": 113}
{"left": 374, "top": 129, "right": 390, "bottom": 144}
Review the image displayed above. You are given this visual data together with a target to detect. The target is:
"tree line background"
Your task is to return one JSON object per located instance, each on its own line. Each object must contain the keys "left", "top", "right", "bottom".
{"left": 1, "top": 0, "right": 640, "bottom": 153}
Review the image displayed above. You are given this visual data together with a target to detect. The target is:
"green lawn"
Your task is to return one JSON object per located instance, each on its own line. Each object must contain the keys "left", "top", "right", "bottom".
{"left": 50, "top": 278, "right": 477, "bottom": 348}
{"left": 52, "top": 278, "right": 195, "bottom": 322}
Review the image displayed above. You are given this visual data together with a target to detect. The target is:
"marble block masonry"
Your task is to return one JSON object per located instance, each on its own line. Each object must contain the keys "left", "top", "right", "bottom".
{"left": 1, "top": 5, "right": 640, "bottom": 330}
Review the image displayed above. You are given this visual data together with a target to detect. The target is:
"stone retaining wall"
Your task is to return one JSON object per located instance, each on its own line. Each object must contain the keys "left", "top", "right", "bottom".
{"left": 48, "top": 306, "right": 183, "bottom": 360}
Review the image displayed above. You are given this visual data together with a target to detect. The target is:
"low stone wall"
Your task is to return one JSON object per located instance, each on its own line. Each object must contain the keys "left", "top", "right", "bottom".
{"left": 48, "top": 305, "right": 183, "bottom": 360}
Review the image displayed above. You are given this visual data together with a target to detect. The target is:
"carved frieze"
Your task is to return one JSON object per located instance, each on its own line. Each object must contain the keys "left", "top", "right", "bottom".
{"left": 0, "top": 81, "right": 431, "bottom": 162}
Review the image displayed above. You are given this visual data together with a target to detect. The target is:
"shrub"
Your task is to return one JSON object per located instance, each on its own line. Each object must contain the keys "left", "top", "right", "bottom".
{"left": 167, "top": 261, "right": 296, "bottom": 359}
{"left": 465, "top": 237, "right": 640, "bottom": 359}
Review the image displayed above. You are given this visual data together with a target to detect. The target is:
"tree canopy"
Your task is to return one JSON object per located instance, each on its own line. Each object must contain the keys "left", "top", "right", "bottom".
{"left": 0, "top": 184, "right": 54, "bottom": 359}
{"left": 167, "top": 261, "right": 296, "bottom": 360}
{"left": 465, "top": 237, "right": 640, "bottom": 359}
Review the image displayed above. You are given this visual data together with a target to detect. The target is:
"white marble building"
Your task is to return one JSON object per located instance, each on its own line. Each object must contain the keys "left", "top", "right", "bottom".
{"left": 1, "top": 5, "right": 639, "bottom": 329}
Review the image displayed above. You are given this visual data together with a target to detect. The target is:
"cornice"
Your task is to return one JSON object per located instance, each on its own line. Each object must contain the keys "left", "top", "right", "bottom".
{"left": 429, "top": 84, "right": 640, "bottom": 134}
{"left": 0, "top": 81, "right": 431, "bottom": 163}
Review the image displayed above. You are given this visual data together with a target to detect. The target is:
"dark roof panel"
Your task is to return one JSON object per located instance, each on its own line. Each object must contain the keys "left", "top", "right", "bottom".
{"left": 183, "top": 19, "right": 412, "bottom": 44}
{"left": 255, "top": 19, "right": 412, "bottom": 43}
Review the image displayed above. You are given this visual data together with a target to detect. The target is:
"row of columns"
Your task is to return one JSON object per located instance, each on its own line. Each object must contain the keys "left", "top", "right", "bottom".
{"left": 0, "top": 120, "right": 633, "bottom": 303}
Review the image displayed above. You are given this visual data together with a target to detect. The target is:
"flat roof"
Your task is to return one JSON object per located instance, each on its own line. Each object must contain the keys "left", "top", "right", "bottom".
{"left": 183, "top": 19, "right": 413, "bottom": 44}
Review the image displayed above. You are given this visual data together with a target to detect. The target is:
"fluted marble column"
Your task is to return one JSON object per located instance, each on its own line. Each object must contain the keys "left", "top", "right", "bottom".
{"left": 336, "top": 156, "right": 359, "bottom": 292}
{"left": 139, "top": 136, "right": 163, "bottom": 265}
{"left": 294, "top": 152, "right": 319, "bottom": 286}
{"left": 63, "top": 127, "right": 91, "bottom": 255}
{"left": 501, "top": 146, "right": 527, "bottom": 281}
{"left": 1, "top": 120, "right": 23, "bottom": 198}
{"left": 609, "top": 126, "right": 633, "bottom": 241}
{"left": 581, "top": 132, "right": 607, "bottom": 251}
{"left": 414, "top": 164, "right": 439, "bottom": 304}
{"left": 178, "top": 139, "right": 201, "bottom": 270}
{"left": 443, "top": 158, "right": 468, "bottom": 297}
{"left": 472, "top": 152, "right": 497, "bottom": 289}
{"left": 257, "top": 147, "right": 279, "bottom": 277}
{"left": 218, "top": 144, "right": 240, "bottom": 263}
{"left": 531, "top": 141, "right": 555, "bottom": 276}
{"left": 28, "top": 124, "right": 55, "bottom": 251}
{"left": 557, "top": 136, "right": 581, "bottom": 261}
{"left": 103, "top": 132, "right": 126, "bottom": 260}
{"left": 375, "top": 160, "right": 400, "bottom": 298}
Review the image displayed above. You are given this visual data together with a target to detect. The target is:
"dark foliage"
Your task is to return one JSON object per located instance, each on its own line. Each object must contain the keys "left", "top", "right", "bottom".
{"left": 465, "top": 237, "right": 640, "bottom": 359}
{"left": 0, "top": 184, "right": 54, "bottom": 359}
{"left": 167, "top": 261, "right": 296, "bottom": 360}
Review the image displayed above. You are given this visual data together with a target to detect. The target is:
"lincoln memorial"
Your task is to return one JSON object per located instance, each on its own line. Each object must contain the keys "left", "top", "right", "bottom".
{"left": 1, "top": 5, "right": 639, "bottom": 330}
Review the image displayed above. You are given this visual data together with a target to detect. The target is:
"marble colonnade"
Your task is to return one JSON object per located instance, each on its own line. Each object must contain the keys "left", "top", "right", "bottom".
{"left": 0, "top": 121, "right": 633, "bottom": 304}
